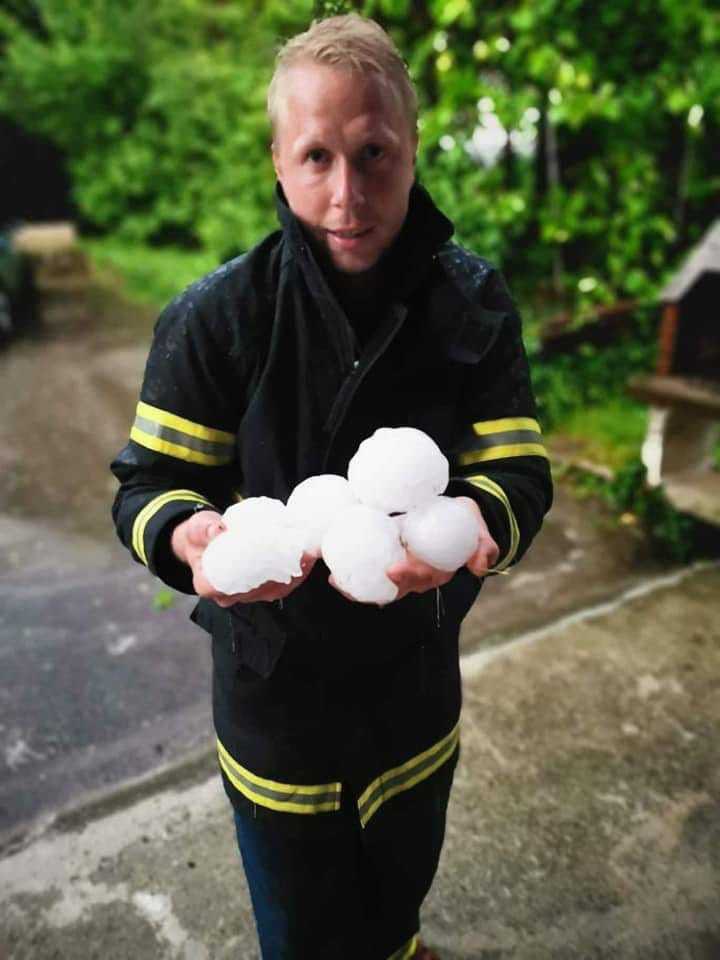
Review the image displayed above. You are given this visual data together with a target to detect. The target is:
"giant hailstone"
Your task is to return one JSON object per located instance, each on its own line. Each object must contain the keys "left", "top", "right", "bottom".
{"left": 399, "top": 496, "right": 481, "bottom": 571}
{"left": 348, "top": 427, "right": 449, "bottom": 513}
{"left": 321, "top": 504, "right": 405, "bottom": 605}
{"left": 222, "top": 496, "right": 287, "bottom": 530}
{"left": 202, "top": 497, "right": 305, "bottom": 595}
{"left": 285, "top": 474, "right": 358, "bottom": 557}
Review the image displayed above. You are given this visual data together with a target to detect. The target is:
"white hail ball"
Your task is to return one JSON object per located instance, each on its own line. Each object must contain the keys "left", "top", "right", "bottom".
{"left": 348, "top": 427, "right": 449, "bottom": 514}
{"left": 286, "top": 474, "right": 359, "bottom": 557}
{"left": 399, "top": 496, "right": 481, "bottom": 572}
{"left": 321, "top": 504, "right": 405, "bottom": 605}
{"left": 202, "top": 497, "right": 305, "bottom": 594}
{"left": 222, "top": 496, "right": 287, "bottom": 530}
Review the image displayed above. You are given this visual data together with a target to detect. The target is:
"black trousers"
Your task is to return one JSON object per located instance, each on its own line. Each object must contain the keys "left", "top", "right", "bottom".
{"left": 232, "top": 748, "right": 458, "bottom": 960}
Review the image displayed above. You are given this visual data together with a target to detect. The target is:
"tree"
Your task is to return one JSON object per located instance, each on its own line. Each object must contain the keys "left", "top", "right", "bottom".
{"left": 2, "top": 0, "right": 718, "bottom": 311}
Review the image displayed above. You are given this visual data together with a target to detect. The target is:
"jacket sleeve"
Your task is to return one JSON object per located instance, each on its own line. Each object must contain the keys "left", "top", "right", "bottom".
{"left": 446, "top": 269, "right": 553, "bottom": 572}
{"left": 110, "top": 289, "right": 246, "bottom": 594}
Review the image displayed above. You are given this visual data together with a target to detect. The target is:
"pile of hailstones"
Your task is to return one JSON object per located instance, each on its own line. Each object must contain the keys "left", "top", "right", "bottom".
{"left": 202, "top": 427, "right": 482, "bottom": 605}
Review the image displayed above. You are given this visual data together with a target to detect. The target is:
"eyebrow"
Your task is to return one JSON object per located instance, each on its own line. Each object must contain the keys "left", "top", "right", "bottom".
{"left": 291, "top": 126, "right": 399, "bottom": 157}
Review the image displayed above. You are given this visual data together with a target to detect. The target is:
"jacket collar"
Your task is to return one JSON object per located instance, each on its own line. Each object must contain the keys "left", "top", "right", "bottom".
{"left": 274, "top": 181, "right": 454, "bottom": 299}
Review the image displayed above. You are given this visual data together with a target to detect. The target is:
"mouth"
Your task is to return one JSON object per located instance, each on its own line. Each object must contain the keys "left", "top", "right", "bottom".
{"left": 326, "top": 226, "right": 375, "bottom": 251}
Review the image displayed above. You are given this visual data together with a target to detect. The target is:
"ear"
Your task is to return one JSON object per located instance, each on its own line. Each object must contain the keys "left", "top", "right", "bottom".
{"left": 271, "top": 141, "right": 282, "bottom": 182}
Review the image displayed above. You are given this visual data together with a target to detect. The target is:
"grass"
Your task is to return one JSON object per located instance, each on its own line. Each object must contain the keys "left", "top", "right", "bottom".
{"left": 82, "top": 238, "right": 219, "bottom": 309}
{"left": 549, "top": 399, "right": 720, "bottom": 475}
{"left": 548, "top": 398, "right": 648, "bottom": 471}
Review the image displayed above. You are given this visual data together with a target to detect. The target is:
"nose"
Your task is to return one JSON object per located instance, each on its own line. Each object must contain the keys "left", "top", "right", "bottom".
{"left": 331, "top": 156, "right": 365, "bottom": 210}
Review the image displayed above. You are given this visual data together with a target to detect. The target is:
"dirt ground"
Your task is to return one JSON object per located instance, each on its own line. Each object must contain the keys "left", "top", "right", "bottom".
{"left": 0, "top": 277, "right": 157, "bottom": 534}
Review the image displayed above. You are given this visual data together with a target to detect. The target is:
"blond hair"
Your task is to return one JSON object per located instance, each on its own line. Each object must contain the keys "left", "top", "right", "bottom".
{"left": 267, "top": 14, "right": 417, "bottom": 136}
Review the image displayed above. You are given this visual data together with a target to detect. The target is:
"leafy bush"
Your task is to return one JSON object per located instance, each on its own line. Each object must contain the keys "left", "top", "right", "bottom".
{"left": 84, "top": 238, "right": 219, "bottom": 307}
{"left": 529, "top": 305, "right": 658, "bottom": 433}
{"left": 564, "top": 459, "right": 699, "bottom": 564}
{"left": 2, "top": 0, "right": 718, "bottom": 312}
{"left": 608, "top": 461, "right": 697, "bottom": 563}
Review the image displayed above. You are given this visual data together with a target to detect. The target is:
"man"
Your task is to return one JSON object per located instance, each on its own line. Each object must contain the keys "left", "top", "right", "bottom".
{"left": 111, "top": 14, "right": 552, "bottom": 960}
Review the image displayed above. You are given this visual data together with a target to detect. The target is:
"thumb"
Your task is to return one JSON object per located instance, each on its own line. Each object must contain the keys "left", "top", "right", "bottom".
{"left": 205, "top": 516, "right": 226, "bottom": 540}
{"left": 467, "top": 537, "right": 500, "bottom": 576}
{"left": 187, "top": 511, "right": 225, "bottom": 548}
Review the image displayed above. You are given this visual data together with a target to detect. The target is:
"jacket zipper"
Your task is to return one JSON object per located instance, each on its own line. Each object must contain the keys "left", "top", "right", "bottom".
{"left": 435, "top": 585, "right": 444, "bottom": 629}
{"left": 322, "top": 303, "right": 408, "bottom": 471}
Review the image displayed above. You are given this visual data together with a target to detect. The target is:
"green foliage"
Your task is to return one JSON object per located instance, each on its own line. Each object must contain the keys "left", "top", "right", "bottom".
{"left": 0, "top": 0, "right": 310, "bottom": 257}
{"left": 152, "top": 587, "right": 176, "bottom": 611}
{"left": 548, "top": 399, "right": 648, "bottom": 471}
{"left": 368, "top": 0, "right": 720, "bottom": 310}
{"left": 607, "top": 462, "right": 696, "bottom": 564}
{"left": 314, "top": 0, "right": 353, "bottom": 15}
{"left": 529, "top": 306, "right": 658, "bottom": 432}
{"left": 84, "top": 238, "right": 219, "bottom": 307}
{"left": 1, "top": 0, "right": 718, "bottom": 312}
{"left": 566, "top": 460, "right": 698, "bottom": 564}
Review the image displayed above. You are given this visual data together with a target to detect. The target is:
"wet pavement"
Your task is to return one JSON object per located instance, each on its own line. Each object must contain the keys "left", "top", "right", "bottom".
{"left": 0, "top": 284, "right": 154, "bottom": 539}
{"left": 0, "top": 285, "right": 211, "bottom": 843}
{"left": 0, "top": 563, "right": 718, "bottom": 960}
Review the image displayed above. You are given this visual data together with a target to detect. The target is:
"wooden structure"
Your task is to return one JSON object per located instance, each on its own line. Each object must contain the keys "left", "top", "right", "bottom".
{"left": 628, "top": 221, "right": 720, "bottom": 524}
{"left": 10, "top": 222, "right": 88, "bottom": 291}
{"left": 540, "top": 299, "right": 638, "bottom": 357}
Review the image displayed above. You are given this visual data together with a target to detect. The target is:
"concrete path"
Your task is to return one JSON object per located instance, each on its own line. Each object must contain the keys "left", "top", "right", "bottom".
{"left": 2, "top": 564, "right": 718, "bottom": 960}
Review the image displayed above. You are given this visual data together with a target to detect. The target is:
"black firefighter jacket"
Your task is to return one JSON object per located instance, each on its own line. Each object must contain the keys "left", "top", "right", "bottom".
{"left": 111, "top": 183, "right": 553, "bottom": 824}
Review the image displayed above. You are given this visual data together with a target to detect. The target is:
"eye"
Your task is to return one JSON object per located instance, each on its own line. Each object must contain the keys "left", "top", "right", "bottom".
{"left": 305, "top": 148, "right": 328, "bottom": 164}
{"left": 363, "top": 143, "right": 384, "bottom": 161}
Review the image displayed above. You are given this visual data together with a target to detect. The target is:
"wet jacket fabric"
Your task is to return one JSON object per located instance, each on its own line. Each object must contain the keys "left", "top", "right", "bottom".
{"left": 110, "top": 182, "right": 553, "bottom": 823}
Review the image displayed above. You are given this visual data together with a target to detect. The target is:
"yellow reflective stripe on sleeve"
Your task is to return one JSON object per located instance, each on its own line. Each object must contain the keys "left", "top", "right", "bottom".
{"left": 217, "top": 738, "right": 342, "bottom": 815}
{"left": 130, "top": 426, "right": 233, "bottom": 466}
{"left": 387, "top": 934, "right": 418, "bottom": 960}
{"left": 472, "top": 416, "right": 541, "bottom": 435}
{"left": 467, "top": 475, "right": 520, "bottom": 572}
{"left": 458, "top": 442, "right": 548, "bottom": 465}
{"left": 132, "top": 490, "right": 210, "bottom": 566}
{"left": 137, "top": 401, "right": 235, "bottom": 444}
{"left": 357, "top": 723, "right": 460, "bottom": 829}
{"left": 458, "top": 416, "right": 547, "bottom": 465}
{"left": 131, "top": 401, "right": 235, "bottom": 466}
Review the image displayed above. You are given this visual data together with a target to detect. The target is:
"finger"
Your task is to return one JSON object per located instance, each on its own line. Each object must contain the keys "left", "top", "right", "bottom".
{"left": 466, "top": 544, "right": 497, "bottom": 577}
{"left": 385, "top": 559, "right": 417, "bottom": 584}
{"left": 395, "top": 549, "right": 436, "bottom": 579}
{"left": 387, "top": 550, "right": 447, "bottom": 591}
{"left": 385, "top": 566, "right": 408, "bottom": 585}
{"left": 214, "top": 594, "right": 239, "bottom": 608}
{"left": 300, "top": 553, "right": 318, "bottom": 576}
{"left": 205, "top": 517, "right": 226, "bottom": 541}
{"left": 431, "top": 570, "right": 455, "bottom": 589}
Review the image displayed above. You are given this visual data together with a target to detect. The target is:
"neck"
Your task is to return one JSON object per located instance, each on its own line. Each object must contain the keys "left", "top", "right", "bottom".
{"left": 304, "top": 229, "right": 385, "bottom": 303}
{"left": 328, "top": 264, "right": 383, "bottom": 302}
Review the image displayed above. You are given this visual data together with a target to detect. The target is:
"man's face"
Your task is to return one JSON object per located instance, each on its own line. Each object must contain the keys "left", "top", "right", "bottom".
{"left": 272, "top": 62, "right": 417, "bottom": 275}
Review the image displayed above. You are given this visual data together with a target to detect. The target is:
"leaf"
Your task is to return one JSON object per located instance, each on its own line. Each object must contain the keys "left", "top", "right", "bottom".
{"left": 153, "top": 588, "right": 176, "bottom": 612}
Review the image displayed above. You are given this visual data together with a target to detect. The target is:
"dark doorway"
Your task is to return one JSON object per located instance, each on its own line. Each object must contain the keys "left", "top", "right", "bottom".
{"left": 0, "top": 115, "right": 75, "bottom": 228}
